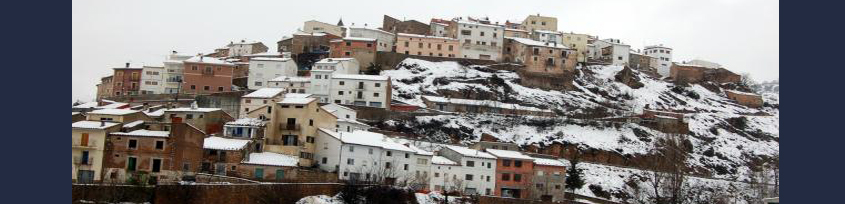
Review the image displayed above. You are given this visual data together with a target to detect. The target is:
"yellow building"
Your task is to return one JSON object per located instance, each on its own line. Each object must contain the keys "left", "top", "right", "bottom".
{"left": 521, "top": 15, "right": 558, "bottom": 32}
{"left": 562, "top": 32, "right": 593, "bottom": 63}
{"left": 86, "top": 109, "right": 154, "bottom": 123}
{"left": 246, "top": 94, "right": 338, "bottom": 167}
{"left": 396, "top": 33, "right": 461, "bottom": 58}
{"left": 72, "top": 121, "right": 121, "bottom": 183}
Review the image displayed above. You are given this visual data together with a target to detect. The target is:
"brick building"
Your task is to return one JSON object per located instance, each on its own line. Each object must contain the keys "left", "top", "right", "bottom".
{"left": 102, "top": 123, "right": 206, "bottom": 184}
{"left": 670, "top": 63, "right": 742, "bottom": 84}
{"left": 725, "top": 90, "right": 763, "bottom": 108}
{"left": 112, "top": 63, "right": 142, "bottom": 96}
{"left": 503, "top": 37, "right": 576, "bottom": 75}
{"left": 528, "top": 155, "right": 566, "bottom": 202}
{"left": 396, "top": 33, "right": 460, "bottom": 58}
{"left": 329, "top": 37, "right": 377, "bottom": 67}
{"left": 182, "top": 56, "right": 236, "bottom": 94}
{"left": 382, "top": 15, "right": 430, "bottom": 35}
{"left": 278, "top": 31, "right": 342, "bottom": 67}
{"left": 487, "top": 149, "right": 535, "bottom": 199}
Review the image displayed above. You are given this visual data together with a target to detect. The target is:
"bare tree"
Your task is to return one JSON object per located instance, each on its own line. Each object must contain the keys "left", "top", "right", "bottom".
{"left": 642, "top": 133, "right": 688, "bottom": 204}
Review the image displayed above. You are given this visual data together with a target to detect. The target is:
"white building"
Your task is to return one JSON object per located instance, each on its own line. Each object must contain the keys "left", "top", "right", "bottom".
{"left": 228, "top": 40, "right": 269, "bottom": 57}
{"left": 531, "top": 30, "right": 563, "bottom": 45}
{"left": 321, "top": 103, "right": 370, "bottom": 133}
{"left": 240, "top": 88, "right": 287, "bottom": 118}
{"left": 311, "top": 58, "right": 361, "bottom": 102}
{"left": 247, "top": 57, "right": 298, "bottom": 89}
{"left": 328, "top": 74, "right": 391, "bottom": 109}
{"left": 430, "top": 155, "right": 462, "bottom": 192}
{"left": 453, "top": 19, "right": 505, "bottom": 61}
{"left": 430, "top": 21, "right": 450, "bottom": 37}
{"left": 268, "top": 76, "right": 311, "bottom": 94}
{"left": 140, "top": 66, "right": 165, "bottom": 94}
{"left": 314, "top": 129, "right": 420, "bottom": 184}
{"left": 223, "top": 118, "right": 267, "bottom": 140}
{"left": 644, "top": 45, "right": 674, "bottom": 77}
{"left": 593, "top": 39, "right": 631, "bottom": 66}
{"left": 346, "top": 25, "right": 396, "bottom": 52}
{"left": 437, "top": 146, "right": 497, "bottom": 195}
{"left": 163, "top": 53, "right": 193, "bottom": 94}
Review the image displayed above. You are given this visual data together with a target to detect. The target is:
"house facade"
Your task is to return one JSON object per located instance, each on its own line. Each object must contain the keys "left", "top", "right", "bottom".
{"left": 562, "top": 32, "right": 592, "bottom": 63}
{"left": 247, "top": 57, "right": 298, "bottom": 90}
{"left": 303, "top": 20, "right": 344, "bottom": 37}
{"left": 430, "top": 19, "right": 451, "bottom": 37}
{"left": 437, "top": 146, "right": 497, "bottom": 195}
{"left": 96, "top": 76, "right": 114, "bottom": 100}
{"left": 240, "top": 88, "right": 287, "bottom": 118}
{"left": 396, "top": 33, "right": 460, "bottom": 58}
{"left": 430, "top": 156, "right": 462, "bottom": 192}
{"left": 72, "top": 121, "right": 122, "bottom": 183}
{"left": 504, "top": 28, "right": 530, "bottom": 39}
{"left": 726, "top": 90, "right": 764, "bottom": 108}
{"left": 227, "top": 40, "right": 269, "bottom": 57}
{"left": 321, "top": 103, "right": 371, "bottom": 133}
{"left": 277, "top": 31, "right": 341, "bottom": 62}
{"left": 140, "top": 66, "right": 165, "bottom": 95}
{"left": 592, "top": 39, "right": 631, "bottom": 66}
{"left": 310, "top": 58, "right": 361, "bottom": 102}
{"left": 202, "top": 136, "right": 252, "bottom": 176}
{"left": 644, "top": 45, "right": 673, "bottom": 77}
{"left": 314, "top": 129, "right": 419, "bottom": 185}
{"left": 503, "top": 37, "right": 576, "bottom": 75}
{"left": 329, "top": 37, "right": 377, "bottom": 67}
{"left": 102, "top": 123, "right": 206, "bottom": 184}
{"left": 161, "top": 106, "right": 234, "bottom": 135}
{"left": 346, "top": 26, "right": 396, "bottom": 52}
{"left": 268, "top": 76, "right": 311, "bottom": 94}
{"left": 521, "top": 15, "right": 558, "bottom": 32}
{"left": 181, "top": 56, "right": 236, "bottom": 94}
{"left": 529, "top": 156, "right": 567, "bottom": 202}
{"left": 112, "top": 63, "right": 142, "bottom": 96}
{"left": 487, "top": 149, "right": 535, "bottom": 199}
{"left": 382, "top": 15, "right": 430, "bottom": 35}
{"left": 328, "top": 74, "right": 391, "bottom": 109}
{"left": 163, "top": 52, "right": 193, "bottom": 94}
{"left": 531, "top": 30, "right": 563, "bottom": 45}
{"left": 448, "top": 19, "right": 505, "bottom": 61}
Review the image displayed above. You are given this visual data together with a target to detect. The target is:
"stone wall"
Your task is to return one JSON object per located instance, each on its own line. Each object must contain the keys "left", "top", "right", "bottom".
{"left": 517, "top": 70, "right": 577, "bottom": 91}
{"left": 72, "top": 183, "right": 342, "bottom": 204}
{"left": 375, "top": 51, "right": 497, "bottom": 70}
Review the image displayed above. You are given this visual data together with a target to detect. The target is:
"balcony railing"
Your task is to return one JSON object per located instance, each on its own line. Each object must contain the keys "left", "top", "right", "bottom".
{"left": 74, "top": 157, "right": 94, "bottom": 165}
{"left": 72, "top": 139, "right": 98, "bottom": 149}
{"left": 280, "top": 123, "right": 301, "bottom": 131}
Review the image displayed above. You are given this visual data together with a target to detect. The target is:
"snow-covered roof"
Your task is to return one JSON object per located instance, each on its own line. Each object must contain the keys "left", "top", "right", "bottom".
{"left": 244, "top": 88, "right": 286, "bottom": 98}
{"left": 397, "top": 33, "right": 458, "bottom": 41}
{"left": 269, "top": 76, "right": 311, "bottom": 83}
{"left": 406, "top": 144, "right": 434, "bottom": 156}
{"left": 316, "top": 58, "right": 355, "bottom": 64}
{"left": 505, "top": 28, "right": 529, "bottom": 32}
{"left": 445, "top": 146, "right": 496, "bottom": 159}
{"left": 144, "top": 109, "right": 165, "bottom": 117}
{"left": 456, "top": 20, "right": 504, "bottom": 29}
{"left": 285, "top": 93, "right": 312, "bottom": 98}
{"left": 72, "top": 121, "right": 120, "bottom": 129}
{"left": 112, "top": 130, "right": 170, "bottom": 138}
{"left": 226, "top": 118, "right": 267, "bottom": 127}
{"left": 279, "top": 97, "right": 315, "bottom": 105}
{"left": 242, "top": 152, "right": 299, "bottom": 167}
{"left": 293, "top": 31, "right": 327, "bottom": 36}
{"left": 203, "top": 136, "right": 250, "bottom": 151}
{"left": 73, "top": 102, "right": 98, "bottom": 109}
{"left": 72, "top": 112, "right": 81, "bottom": 116}
{"left": 726, "top": 90, "right": 760, "bottom": 96}
{"left": 123, "top": 120, "right": 144, "bottom": 128}
{"left": 166, "top": 107, "right": 222, "bottom": 113}
{"left": 505, "top": 37, "right": 569, "bottom": 49}
{"left": 245, "top": 52, "right": 283, "bottom": 57}
{"left": 532, "top": 157, "right": 566, "bottom": 167}
{"left": 533, "top": 30, "right": 560, "bottom": 34}
{"left": 337, "top": 37, "right": 376, "bottom": 42}
{"left": 319, "top": 129, "right": 414, "bottom": 152}
{"left": 485, "top": 149, "right": 535, "bottom": 160}
{"left": 431, "top": 156, "right": 459, "bottom": 165}
{"left": 321, "top": 103, "right": 355, "bottom": 113}
{"left": 231, "top": 40, "right": 262, "bottom": 45}
{"left": 185, "top": 56, "right": 234, "bottom": 66}
{"left": 96, "top": 102, "right": 129, "bottom": 109}
{"left": 421, "top": 95, "right": 552, "bottom": 113}
{"left": 251, "top": 57, "right": 292, "bottom": 62}
{"left": 89, "top": 109, "right": 139, "bottom": 116}
{"left": 331, "top": 74, "right": 389, "bottom": 81}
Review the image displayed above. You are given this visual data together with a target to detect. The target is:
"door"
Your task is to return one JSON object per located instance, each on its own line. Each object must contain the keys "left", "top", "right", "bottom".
{"left": 152, "top": 159, "right": 162, "bottom": 173}
{"left": 81, "top": 133, "right": 89, "bottom": 146}
{"left": 127, "top": 157, "right": 137, "bottom": 171}
{"left": 77, "top": 170, "right": 95, "bottom": 184}
{"left": 81, "top": 151, "right": 89, "bottom": 165}
{"left": 215, "top": 163, "right": 226, "bottom": 175}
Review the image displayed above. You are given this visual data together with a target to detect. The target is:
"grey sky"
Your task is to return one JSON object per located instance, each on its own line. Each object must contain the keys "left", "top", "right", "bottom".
{"left": 72, "top": 0, "right": 778, "bottom": 102}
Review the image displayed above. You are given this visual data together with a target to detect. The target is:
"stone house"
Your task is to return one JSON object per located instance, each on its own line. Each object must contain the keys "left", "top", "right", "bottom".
{"left": 382, "top": 15, "right": 430, "bottom": 35}
{"left": 303, "top": 20, "right": 344, "bottom": 37}
{"left": 470, "top": 141, "right": 520, "bottom": 152}
{"left": 527, "top": 154, "right": 566, "bottom": 202}
{"left": 112, "top": 63, "right": 143, "bottom": 96}
{"left": 72, "top": 112, "right": 86, "bottom": 123}
{"left": 102, "top": 123, "right": 206, "bottom": 184}
{"left": 670, "top": 64, "right": 742, "bottom": 84}
{"left": 96, "top": 75, "right": 114, "bottom": 100}
{"left": 277, "top": 31, "right": 342, "bottom": 66}
{"left": 503, "top": 37, "right": 576, "bottom": 75}
{"left": 520, "top": 14, "right": 558, "bottom": 32}
{"left": 237, "top": 152, "right": 300, "bottom": 182}
{"left": 201, "top": 136, "right": 252, "bottom": 177}
{"left": 240, "top": 88, "right": 287, "bottom": 118}
{"left": 329, "top": 37, "right": 378, "bottom": 67}
{"left": 725, "top": 90, "right": 763, "bottom": 108}
{"left": 227, "top": 40, "right": 269, "bottom": 57}
{"left": 396, "top": 33, "right": 461, "bottom": 58}
{"left": 161, "top": 105, "right": 235, "bottom": 135}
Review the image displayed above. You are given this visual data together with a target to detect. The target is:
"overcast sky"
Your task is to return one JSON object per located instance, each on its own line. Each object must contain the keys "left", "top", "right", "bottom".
{"left": 72, "top": 0, "right": 778, "bottom": 102}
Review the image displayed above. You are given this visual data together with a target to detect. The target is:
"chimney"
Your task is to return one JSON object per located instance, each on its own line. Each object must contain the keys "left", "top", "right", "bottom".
{"left": 200, "top": 55, "right": 204, "bottom": 61}
{"left": 100, "top": 120, "right": 105, "bottom": 127}
{"left": 125, "top": 62, "right": 130, "bottom": 68}
{"left": 172, "top": 50, "right": 177, "bottom": 54}
{"left": 190, "top": 101, "right": 198, "bottom": 110}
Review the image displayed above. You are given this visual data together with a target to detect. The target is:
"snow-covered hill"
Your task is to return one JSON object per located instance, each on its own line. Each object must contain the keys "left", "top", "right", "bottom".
{"left": 379, "top": 58, "right": 779, "bottom": 202}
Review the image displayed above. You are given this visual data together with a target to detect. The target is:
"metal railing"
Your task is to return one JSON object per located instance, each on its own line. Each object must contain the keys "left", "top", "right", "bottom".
{"left": 74, "top": 156, "right": 93, "bottom": 165}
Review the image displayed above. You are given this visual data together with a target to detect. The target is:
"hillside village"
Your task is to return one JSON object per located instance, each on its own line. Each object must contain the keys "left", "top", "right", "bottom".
{"left": 72, "top": 14, "right": 779, "bottom": 204}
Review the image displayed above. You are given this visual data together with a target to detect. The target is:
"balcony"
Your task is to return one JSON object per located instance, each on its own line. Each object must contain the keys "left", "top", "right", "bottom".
{"left": 280, "top": 123, "right": 301, "bottom": 131}
{"left": 202, "top": 70, "right": 215, "bottom": 76}
{"left": 74, "top": 157, "right": 94, "bottom": 165}
{"left": 72, "top": 139, "right": 98, "bottom": 149}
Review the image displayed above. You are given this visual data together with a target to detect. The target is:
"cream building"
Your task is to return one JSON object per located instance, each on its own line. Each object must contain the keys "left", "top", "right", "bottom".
{"left": 304, "top": 20, "right": 344, "bottom": 37}
{"left": 240, "top": 88, "right": 287, "bottom": 118}
{"left": 448, "top": 19, "right": 505, "bottom": 61}
{"left": 72, "top": 121, "right": 122, "bottom": 183}
{"left": 396, "top": 33, "right": 460, "bottom": 58}
{"left": 140, "top": 66, "right": 165, "bottom": 94}
{"left": 521, "top": 14, "right": 558, "bottom": 32}
{"left": 268, "top": 76, "right": 311, "bottom": 94}
{"left": 245, "top": 94, "right": 338, "bottom": 167}
{"left": 247, "top": 57, "right": 298, "bottom": 90}
{"left": 562, "top": 32, "right": 592, "bottom": 63}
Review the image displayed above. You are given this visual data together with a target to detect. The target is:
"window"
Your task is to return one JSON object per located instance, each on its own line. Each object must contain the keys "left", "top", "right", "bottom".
{"left": 466, "top": 161, "right": 475, "bottom": 167}
{"left": 339, "top": 81, "right": 345, "bottom": 85}
{"left": 309, "top": 119, "right": 314, "bottom": 126}
{"left": 190, "top": 85, "right": 196, "bottom": 90}
{"left": 345, "top": 42, "right": 352, "bottom": 46}
{"left": 282, "top": 135, "right": 298, "bottom": 146}
{"left": 218, "top": 87, "right": 224, "bottom": 91}
{"left": 437, "top": 44, "right": 442, "bottom": 50}
{"left": 128, "top": 139, "right": 138, "bottom": 149}
{"left": 435, "top": 173, "right": 440, "bottom": 177}
{"left": 502, "top": 173, "right": 510, "bottom": 181}
{"left": 345, "top": 52, "right": 351, "bottom": 56}
{"left": 347, "top": 159, "right": 355, "bottom": 165}
{"left": 338, "top": 91, "right": 344, "bottom": 95}
{"left": 503, "top": 160, "right": 511, "bottom": 167}
{"left": 466, "top": 174, "right": 474, "bottom": 181}
{"left": 386, "top": 151, "right": 392, "bottom": 157}
{"left": 191, "top": 65, "right": 198, "bottom": 71}
{"left": 306, "top": 136, "right": 315, "bottom": 143}
{"left": 203, "top": 86, "right": 210, "bottom": 91}
{"left": 448, "top": 45, "right": 454, "bottom": 51}
{"left": 404, "top": 164, "right": 409, "bottom": 170}
{"left": 514, "top": 174, "right": 522, "bottom": 182}
{"left": 555, "top": 185, "right": 561, "bottom": 190}
{"left": 418, "top": 43, "right": 423, "bottom": 48}
{"left": 155, "top": 141, "right": 165, "bottom": 150}
{"left": 405, "top": 153, "right": 410, "bottom": 159}
{"left": 404, "top": 42, "right": 409, "bottom": 47}
{"left": 368, "top": 148, "right": 374, "bottom": 154}
{"left": 254, "top": 168, "right": 264, "bottom": 179}
{"left": 349, "top": 146, "right": 354, "bottom": 152}
{"left": 186, "top": 114, "right": 194, "bottom": 119}
{"left": 127, "top": 157, "right": 137, "bottom": 171}
{"left": 515, "top": 161, "right": 523, "bottom": 167}
{"left": 461, "top": 30, "right": 471, "bottom": 35}
{"left": 367, "top": 43, "right": 372, "bottom": 47}
{"left": 385, "top": 162, "right": 392, "bottom": 169}
{"left": 374, "top": 93, "right": 380, "bottom": 97}
{"left": 417, "top": 158, "right": 428, "bottom": 165}
{"left": 322, "top": 157, "right": 328, "bottom": 164}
